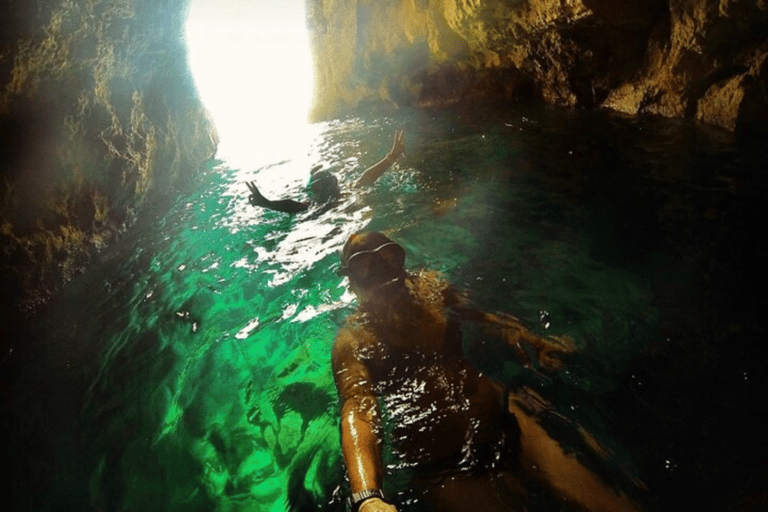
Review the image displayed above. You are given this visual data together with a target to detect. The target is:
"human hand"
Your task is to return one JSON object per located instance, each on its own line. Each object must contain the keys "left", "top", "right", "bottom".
{"left": 359, "top": 497, "right": 398, "bottom": 512}
{"left": 246, "top": 181, "right": 264, "bottom": 206}
{"left": 388, "top": 130, "right": 405, "bottom": 160}
{"left": 503, "top": 327, "right": 578, "bottom": 372}
{"left": 535, "top": 334, "right": 578, "bottom": 372}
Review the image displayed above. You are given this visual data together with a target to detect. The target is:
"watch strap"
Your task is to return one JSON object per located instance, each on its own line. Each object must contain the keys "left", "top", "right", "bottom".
{"left": 348, "top": 488, "right": 386, "bottom": 511}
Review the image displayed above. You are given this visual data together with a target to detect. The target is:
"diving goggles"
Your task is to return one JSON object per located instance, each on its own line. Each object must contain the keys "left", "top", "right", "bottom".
{"left": 337, "top": 242, "right": 406, "bottom": 281}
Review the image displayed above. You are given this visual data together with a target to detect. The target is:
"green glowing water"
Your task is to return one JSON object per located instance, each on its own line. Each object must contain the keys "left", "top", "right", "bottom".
{"left": 5, "top": 104, "right": 766, "bottom": 511}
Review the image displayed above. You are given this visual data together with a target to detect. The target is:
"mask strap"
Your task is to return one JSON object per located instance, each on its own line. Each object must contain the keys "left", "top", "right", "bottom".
{"left": 341, "top": 242, "right": 400, "bottom": 271}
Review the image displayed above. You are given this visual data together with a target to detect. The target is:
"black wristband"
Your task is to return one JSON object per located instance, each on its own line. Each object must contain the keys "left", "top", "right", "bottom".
{"left": 348, "top": 488, "right": 386, "bottom": 511}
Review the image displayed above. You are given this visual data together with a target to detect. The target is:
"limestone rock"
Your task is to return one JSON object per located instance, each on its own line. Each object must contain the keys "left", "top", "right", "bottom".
{"left": 0, "top": 0, "right": 217, "bottom": 321}
{"left": 307, "top": 0, "right": 768, "bottom": 132}
{"left": 696, "top": 47, "right": 768, "bottom": 131}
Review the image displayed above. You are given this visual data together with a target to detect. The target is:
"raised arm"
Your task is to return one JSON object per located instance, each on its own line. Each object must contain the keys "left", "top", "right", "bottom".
{"left": 354, "top": 130, "right": 405, "bottom": 188}
{"left": 332, "top": 330, "right": 398, "bottom": 512}
{"left": 245, "top": 181, "right": 309, "bottom": 214}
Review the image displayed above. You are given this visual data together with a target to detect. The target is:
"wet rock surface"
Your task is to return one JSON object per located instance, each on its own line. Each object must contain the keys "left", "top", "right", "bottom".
{"left": 0, "top": 0, "right": 217, "bottom": 328}
{"left": 308, "top": 0, "right": 767, "bottom": 133}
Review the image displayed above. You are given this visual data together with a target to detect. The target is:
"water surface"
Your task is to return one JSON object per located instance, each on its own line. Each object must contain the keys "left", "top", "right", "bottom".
{"left": 3, "top": 103, "right": 767, "bottom": 511}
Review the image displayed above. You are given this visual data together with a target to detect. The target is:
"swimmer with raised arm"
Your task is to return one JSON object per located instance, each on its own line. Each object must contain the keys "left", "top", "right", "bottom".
{"left": 332, "top": 231, "right": 644, "bottom": 512}
{"left": 246, "top": 130, "right": 405, "bottom": 214}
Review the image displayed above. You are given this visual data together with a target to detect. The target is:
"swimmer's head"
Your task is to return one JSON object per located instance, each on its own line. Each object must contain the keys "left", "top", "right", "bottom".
{"left": 339, "top": 232, "right": 406, "bottom": 290}
{"left": 308, "top": 165, "right": 340, "bottom": 203}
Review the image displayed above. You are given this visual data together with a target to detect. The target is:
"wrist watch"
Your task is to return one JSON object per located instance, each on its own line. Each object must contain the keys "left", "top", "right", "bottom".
{"left": 348, "top": 488, "right": 386, "bottom": 511}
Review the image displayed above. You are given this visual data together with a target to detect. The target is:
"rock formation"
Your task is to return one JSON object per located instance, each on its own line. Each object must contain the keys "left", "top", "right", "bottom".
{"left": 0, "top": 0, "right": 217, "bottom": 326}
{"left": 307, "top": 0, "right": 768, "bottom": 133}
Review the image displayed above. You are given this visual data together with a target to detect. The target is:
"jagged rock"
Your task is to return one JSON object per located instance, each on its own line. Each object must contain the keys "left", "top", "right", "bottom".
{"left": 696, "top": 49, "right": 768, "bottom": 131}
{"left": 307, "top": 0, "right": 768, "bottom": 132}
{"left": 604, "top": 0, "right": 768, "bottom": 130}
{"left": 0, "top": 0, "right": 217, "bottom": 321}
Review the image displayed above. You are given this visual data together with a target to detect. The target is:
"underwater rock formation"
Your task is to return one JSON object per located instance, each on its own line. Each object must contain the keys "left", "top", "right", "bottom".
{"left": 307, "top": 0, "right": 768, "bottom": 132}
{"left": 0, "top": 0, "right": 217, "bottom": 322}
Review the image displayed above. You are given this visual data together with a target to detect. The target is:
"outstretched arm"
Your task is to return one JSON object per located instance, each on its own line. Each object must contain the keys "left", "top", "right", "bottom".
{"left": 510, "top": 392, "right": 644, "bottom": 512}
{"left": 497, "top": 314, "right": 577, "bottom": 372}
{"left": 332, "top": 330, "right": 398, "bottom": 512}
{"left": 444, "top": 287, "right": 577, "bottom": 372}
{"left": 246, "top": 181, "right": 310, "bottom": 214}
{"left": 354, "top": 130, "right": 405, "bottom": 188}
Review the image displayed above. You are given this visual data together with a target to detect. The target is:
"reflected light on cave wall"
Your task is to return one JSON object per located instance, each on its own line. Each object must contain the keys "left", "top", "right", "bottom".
{"left": 185, "top": 0, "right": 315, "bottom": 169}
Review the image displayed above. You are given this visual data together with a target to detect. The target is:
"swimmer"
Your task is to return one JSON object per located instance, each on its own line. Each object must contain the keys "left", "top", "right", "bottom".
{"left": 332, "top": 231, "right": 643, "bottom": 512}
{"left": 246, "top": 130, "right": 405, "bottom": 214}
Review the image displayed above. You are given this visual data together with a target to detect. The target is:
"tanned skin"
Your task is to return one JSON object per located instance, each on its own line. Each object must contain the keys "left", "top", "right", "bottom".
{"left": 333, "top": 234, "right": 643, "bottom": 512}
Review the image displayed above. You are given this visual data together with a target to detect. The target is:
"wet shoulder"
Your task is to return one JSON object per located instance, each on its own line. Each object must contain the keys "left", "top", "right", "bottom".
{"left": 407, "top": 270, "right": 450, "bottom": 306}
{"left": 332, "top": 313, "right": 379, "bottom": 365}
{"left": 332, "top": 315, "right": 382, "bottom": 397}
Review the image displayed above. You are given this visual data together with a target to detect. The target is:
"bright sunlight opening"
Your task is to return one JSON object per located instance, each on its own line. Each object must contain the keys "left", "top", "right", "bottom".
{"left": 185, "top": 1, "right": 315, "bottom": 169}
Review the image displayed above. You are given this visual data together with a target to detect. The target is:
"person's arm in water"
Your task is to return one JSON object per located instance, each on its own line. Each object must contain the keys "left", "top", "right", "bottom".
{"left": 509, "top": 391, "right": 644, "bottom": 512}
{"left": 443, "top": 286, "right": 577, "bottom": 372}
{"left": 246, "top": 181, "right": 309, "bottom": 214}
{"left": 445, "top": 284, "right": 644, "bottom": 511}
{"left": 332, "top": 328, "right": 398, "bottom": 512}
{"left": 354, "top": 130, "right": 405, "bottom": 188}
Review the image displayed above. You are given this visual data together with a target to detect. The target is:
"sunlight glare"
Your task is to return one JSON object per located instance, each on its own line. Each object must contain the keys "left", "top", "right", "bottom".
{"left": 185, "top": 1, "right": 315, "bottom": 169}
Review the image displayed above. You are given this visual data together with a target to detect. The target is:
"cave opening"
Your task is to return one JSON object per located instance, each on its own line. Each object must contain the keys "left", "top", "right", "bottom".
{"left": 184, "top": 0, "right": 315, "bottom": 169}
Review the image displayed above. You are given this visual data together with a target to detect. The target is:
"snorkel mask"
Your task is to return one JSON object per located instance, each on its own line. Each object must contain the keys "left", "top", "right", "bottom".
{"left": 338, "top": 234, "right": 406, "bottom": 289}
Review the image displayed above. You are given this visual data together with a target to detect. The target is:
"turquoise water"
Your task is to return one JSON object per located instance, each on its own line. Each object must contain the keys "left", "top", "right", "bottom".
{"left": 3, "top": 104, "right": 766, "bottom": 511}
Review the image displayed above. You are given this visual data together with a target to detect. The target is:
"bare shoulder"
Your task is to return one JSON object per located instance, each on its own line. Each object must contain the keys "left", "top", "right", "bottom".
{"left": 406, "top": 270, "right": 450, "bottom": 306}
{"left": 332, "top": 316, "right": 376, "bottom": 368}
{"left": 332, "top": 324, "right": 359, "bottom": 361}
{"left": 333, "top": 318, "right": 379, "bottom": 397}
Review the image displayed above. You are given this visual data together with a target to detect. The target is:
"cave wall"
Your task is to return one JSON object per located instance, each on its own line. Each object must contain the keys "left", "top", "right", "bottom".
{"left": 307, "top": 0, "right": 768, "bottom": 132}
{"left": 0, "top": 0, "right": 217, "bottom": 321}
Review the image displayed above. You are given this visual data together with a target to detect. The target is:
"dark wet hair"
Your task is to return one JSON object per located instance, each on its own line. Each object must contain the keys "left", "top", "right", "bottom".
{"left": 308, "top": 167, "right": 340, "bottom": 203}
